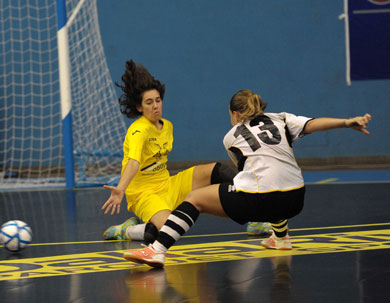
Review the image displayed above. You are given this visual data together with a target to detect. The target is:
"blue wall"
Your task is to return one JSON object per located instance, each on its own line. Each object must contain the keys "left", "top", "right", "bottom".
{"left": 97, "top": 0, "right": 390, "bottom": 162}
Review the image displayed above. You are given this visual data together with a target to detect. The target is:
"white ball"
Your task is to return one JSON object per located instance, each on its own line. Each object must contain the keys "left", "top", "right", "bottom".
{"left": 0, "top": 220, "right": 32, "bottom": 252}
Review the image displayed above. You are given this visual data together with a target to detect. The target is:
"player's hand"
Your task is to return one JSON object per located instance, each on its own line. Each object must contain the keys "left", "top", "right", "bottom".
{"left": 345, "top": 113, "right": 372, "bottom": 135}
{"left": 102, "top": 185, "right": 124, "bottom": 215}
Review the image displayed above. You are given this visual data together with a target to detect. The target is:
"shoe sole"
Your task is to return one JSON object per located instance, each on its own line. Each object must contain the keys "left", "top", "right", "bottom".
{"left": 102, "top": 225, "right": 117, "bottom": 240}
{"left": 123, "top": 253, "right": 164, "bottom": 268}
{"left": 102, "top": 225, "right": 122, "bottom": 240}
{"left": 260, "top": 242, "right": 292, "bottom": 250}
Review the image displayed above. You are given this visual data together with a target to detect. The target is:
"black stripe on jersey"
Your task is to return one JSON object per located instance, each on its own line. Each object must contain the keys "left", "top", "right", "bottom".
{"left": 228, "top": 146, "right": 247, "bottom": 172}
{"left": 140, "top": 161, "right": 157, "bottom": 171}
{"left": 284, "top": 119, "right": 293, "bottom": 148}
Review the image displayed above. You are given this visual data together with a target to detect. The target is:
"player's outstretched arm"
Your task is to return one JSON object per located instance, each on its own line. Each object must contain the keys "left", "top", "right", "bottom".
{"left": 304, "top": 113, "right": 372, "bottom": 135}
{"left": 102, "top": 159, "right": 140, "bottom": 215}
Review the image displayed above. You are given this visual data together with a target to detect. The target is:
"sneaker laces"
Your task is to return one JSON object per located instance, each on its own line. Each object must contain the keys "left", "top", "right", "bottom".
{"left": 141, "top": 243, "right": 158, "bottom": 251}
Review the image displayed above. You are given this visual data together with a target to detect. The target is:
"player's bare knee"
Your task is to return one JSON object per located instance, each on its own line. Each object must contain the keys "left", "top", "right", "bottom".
{"left": 193, "top": 162, "right": 216, "bottom": 189}
{"left": 184, "top": 192, "right": 202, "bottom": 212}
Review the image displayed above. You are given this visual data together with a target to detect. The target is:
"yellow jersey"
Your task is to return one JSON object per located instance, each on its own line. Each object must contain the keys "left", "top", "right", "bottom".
{"left": 122, "top": 116, "right": 173, "bottom": 194}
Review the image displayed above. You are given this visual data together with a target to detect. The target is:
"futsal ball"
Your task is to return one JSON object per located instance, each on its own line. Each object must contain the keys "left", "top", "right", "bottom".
{"left": 0, "top": 220, "right": 32, "bottom": 252}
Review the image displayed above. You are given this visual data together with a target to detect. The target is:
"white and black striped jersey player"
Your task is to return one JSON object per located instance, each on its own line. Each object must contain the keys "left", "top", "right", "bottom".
{"left": 223, "top": 112, "right": 312, "bottom": 193}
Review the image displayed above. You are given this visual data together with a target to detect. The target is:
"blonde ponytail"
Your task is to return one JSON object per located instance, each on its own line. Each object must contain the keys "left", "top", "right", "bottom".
{"left": 229, "top": 89, "right": 267, "bottom": 122}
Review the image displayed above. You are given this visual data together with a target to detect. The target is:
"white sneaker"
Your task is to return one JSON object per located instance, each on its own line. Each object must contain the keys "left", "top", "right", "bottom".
{"left": 123, "top": 244, "right": 166, "bottom": 268}
{"left": 261, "top": 232, "right": 292, "bottom": 250}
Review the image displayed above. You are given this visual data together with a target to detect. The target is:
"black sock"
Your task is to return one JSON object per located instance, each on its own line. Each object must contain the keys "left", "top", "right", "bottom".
{"left": 154, "top": 202, "right": 199, "bottom": 252}
{"left": 144, "top": 222, "right": 158, "bottom": 244}
{"left": 271, "top": 220, "right": 288, "bottom": 238}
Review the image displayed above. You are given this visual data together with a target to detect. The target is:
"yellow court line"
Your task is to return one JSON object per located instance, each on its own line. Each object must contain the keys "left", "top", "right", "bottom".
{"left": 1, "top": 222, "right": 389, "bottom": 248}
{"left": 1, "top": 229, "right": 390, "bottom": 281}
{"left": 290, "top": 222, "right": 390, "bottom": 232}
{"left": 182, "top": 222, "right": 390, "bottom": 238}
{"left": 0, "top": 240, "right": 119, "bottom": 248}
{"left": 315, "top": 178, "right": 339, "bottom": 184}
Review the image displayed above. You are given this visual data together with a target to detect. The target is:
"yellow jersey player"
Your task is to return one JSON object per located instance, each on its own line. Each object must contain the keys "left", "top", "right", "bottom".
{"left": 101, "top": 61, "right": 270, "bottom": 243}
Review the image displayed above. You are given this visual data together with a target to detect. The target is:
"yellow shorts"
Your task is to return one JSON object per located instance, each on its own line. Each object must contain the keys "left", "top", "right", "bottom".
{"left": 127, "top": 167, "right": 195, "bottom": 223}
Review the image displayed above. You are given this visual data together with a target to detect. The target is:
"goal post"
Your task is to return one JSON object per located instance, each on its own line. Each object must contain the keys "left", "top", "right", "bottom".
{"left": 57, "top": 0, "right": 75, "bottom": 188}
{"left": 0, "top": 0, "right": 127, "bottom": 189}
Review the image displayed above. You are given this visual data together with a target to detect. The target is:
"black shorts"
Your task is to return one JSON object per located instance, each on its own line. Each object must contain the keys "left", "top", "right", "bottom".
{"left": 219, "top": 183, "right": 305, "bottom": 225}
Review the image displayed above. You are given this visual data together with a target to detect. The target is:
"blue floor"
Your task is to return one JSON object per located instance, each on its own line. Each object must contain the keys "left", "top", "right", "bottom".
{"left": 1, "top": 181, "right": 390, "bottom": 303}
{"left": 303, "top": 169, "right": 390, "bottom": 184}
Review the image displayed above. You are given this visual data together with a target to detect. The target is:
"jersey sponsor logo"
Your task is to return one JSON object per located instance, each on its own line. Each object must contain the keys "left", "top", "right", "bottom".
{"left": 140, "top": 161, "right": 167, "bottom": 173}
{"left": 132, "top": 130, "right": 140, "bottom": 136}
{"left": 149, "top": 137, "right": 157, "bottom": 142}
{"left": 228, "top": 184, "right": 236, "bottom": 192}
{"left": 152, "top": 143, "right": 170, "bottom": 160}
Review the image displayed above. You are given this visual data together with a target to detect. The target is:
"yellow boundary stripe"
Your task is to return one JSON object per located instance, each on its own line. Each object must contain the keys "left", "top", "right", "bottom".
{"left": 184, "top": 222, "right": 390, "bottom": 238}
{"left": 315, "top": 178, "right": 339, "bottom": 184}
{"left": 0, "top": 228, "right": 389, "bottom": 281}
{"left": 290, "top": 222, "right": 390, "bottom": 232}
{"left": 1, "top": 222, "right": 389, "bottom": 247}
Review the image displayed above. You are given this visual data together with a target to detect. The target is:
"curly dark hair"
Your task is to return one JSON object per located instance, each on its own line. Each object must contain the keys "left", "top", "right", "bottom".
{"left": 115, "top": 60, "right": 166, "bottom": 118}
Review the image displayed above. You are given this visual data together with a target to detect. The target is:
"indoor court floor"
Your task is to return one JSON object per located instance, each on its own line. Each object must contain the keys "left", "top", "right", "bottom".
{"left": 1, "top": 169, "right": 390, "bottom": 303}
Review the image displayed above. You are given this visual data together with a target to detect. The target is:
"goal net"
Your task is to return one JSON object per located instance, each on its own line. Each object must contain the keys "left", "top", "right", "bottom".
{"left": 0, "top": 0, "right": 127, "bottom": 189}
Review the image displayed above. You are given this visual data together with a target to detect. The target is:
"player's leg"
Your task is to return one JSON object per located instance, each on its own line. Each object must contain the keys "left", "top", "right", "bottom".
{"left": 109, "top": 162, "right": 264, "bottom": 243}
{"left": 103, "top": 217, "right": 159, "bottom": 242}
{"left": 102, "top": 191, "right": 146, "bottom": 241}
{"left": 260, "top": 187, "right": 305, "bottom": 250}
{"left": 119, "top": 210, "right": 168, "bottom": 244}
{"left": 128, "top": 194, "right": 173, "bottom": 243}
{"left": 103, "top": 193, "right": 172, "bottom": 242}
{"left": 123, "top": 169, "right": 202, "bottom": 244}
{"left": 184, "top": 184, "right": 226, "bottom": 215}
{"left": 192, "top": 162, "right": 237, "bottom": 189}
{"left": 103, "top": 162, "right": 237, "bottom": 241}
{"left": 148, "top": 209, "right": 171, "bottom": 231}
{"left": 112, "top": 168, "right": 197, "bottom": 244}
{"left": 197, "top": 163, "right": 271, "bottom": 236}
{"left": 127, "top": 168, "right": 198, "bottom": 244}
{"left": 123, "top": 185, "right": 223, "bottom": 267}
{"left": 261, "top": 219, "right": 292, "bottom": 250}
{"left": 191, "top": 163, "right": 215, "bottom": 189}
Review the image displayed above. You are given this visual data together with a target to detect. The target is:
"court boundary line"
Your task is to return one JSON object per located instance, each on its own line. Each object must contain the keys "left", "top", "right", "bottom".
{"left": 1, "top": 228, "right": 390, "bottom": 281}
{"left": 1, "top": 222, "right": 388, "bottom": 248}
